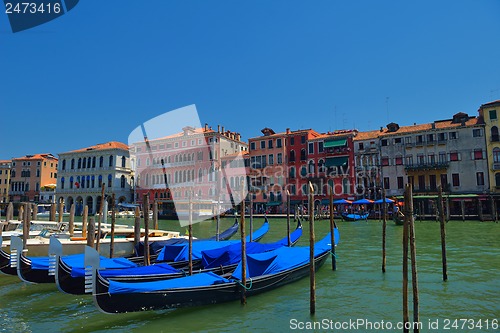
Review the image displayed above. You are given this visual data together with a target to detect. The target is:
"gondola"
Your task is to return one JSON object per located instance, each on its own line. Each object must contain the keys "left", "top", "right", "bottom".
{"left": 57, "top": 220, "right": 303, "bottom": 295}
{"left": 0, "top": 219, "right": 245, "bottom": 282}
{"left": 88, "top": 229, "right": 337, "bottom": 314}
{"left": 341, "top": 212, "right": 369, "bottom": 221}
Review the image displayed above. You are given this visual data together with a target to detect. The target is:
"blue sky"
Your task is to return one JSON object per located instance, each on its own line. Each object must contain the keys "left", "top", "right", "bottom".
{"left": 1, "top": 0, "right": 499, "bottom": 159}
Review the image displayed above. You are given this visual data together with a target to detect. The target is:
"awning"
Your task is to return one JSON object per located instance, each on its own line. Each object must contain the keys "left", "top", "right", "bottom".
{"left": 266, "top": 202, "right": 282, "bottom": 206}
{"left": 324, "top": 138, "right": 347, "bottom": 148}
{"left": 325, "top": 156, "right": 348, "bottom": 167}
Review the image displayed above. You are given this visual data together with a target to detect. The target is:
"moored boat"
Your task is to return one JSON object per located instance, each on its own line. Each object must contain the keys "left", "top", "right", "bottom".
{"left": 341, "top": 212, "right": 369, "bottom": 221}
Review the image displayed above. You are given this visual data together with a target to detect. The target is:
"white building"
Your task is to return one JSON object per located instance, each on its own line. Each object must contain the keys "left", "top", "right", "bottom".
{"left": 56, "top": 142, "right": 134, "bottom": 214}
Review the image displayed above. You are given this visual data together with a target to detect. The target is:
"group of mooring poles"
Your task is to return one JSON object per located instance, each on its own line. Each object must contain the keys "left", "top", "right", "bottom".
{"left": 380, "top": 184, "right": 448, "bottom": 333}
{"left": 237, "top": 182, "right": 337, "bottom": 315}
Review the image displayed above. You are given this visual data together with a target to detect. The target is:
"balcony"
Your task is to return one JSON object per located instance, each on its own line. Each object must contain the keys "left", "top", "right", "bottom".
{"left": 493, "top": 163, "right": 500, "bottom": 171}
{"left": 491, "top": 136, "right": 500, "bottom": 142}
{"left": 415, "top": 141, "right": 424, "bottom": 147}
{"left": 404, "top": 162, "right": 449, "bottom": 172}
{"left": 437, "top": 138, "right": 447, "bottom": 145}
{"left": 426, "top": 140, "right": 436, "bottom": 146}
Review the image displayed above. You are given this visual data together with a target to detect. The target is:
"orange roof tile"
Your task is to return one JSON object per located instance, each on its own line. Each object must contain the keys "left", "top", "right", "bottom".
{"left": 69, "top": 141, "right": 129, "bottom": 153}
{"left": 13, "top": 153, "right": 57, "bottom": 161}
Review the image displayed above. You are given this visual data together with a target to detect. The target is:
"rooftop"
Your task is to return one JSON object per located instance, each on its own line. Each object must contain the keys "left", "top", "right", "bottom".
{"left": 68, "top": 141, "right": 129, "bottom": 153}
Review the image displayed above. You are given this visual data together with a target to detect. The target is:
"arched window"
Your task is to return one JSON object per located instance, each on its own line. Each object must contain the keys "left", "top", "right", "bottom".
{"left": 92, "top": 156, "right": 96, "bottom": 168}
{"left": 300, "top": 166, "right": 307, "bottom": 177}
{"left": 99, "top": 156, "right": 104, "bottom": 168}
{"left": 98, "top": 175, "right": 103, "bottom": 187}
{"left": 86, "top": 176, "right": 90, "bottom": 188}
{"left": 289, "top": 150, "right": 295, "bottom": 162}
{"left": 308, "top": 160, "right": 315, "bottom": 174}
{"left": 83, "top": 157, "right": 87, "bottom": 169}
{"left": 300, "top": 149, "right": 306, "bottom": 161}
{"left": 318, "top": 159, "right": 325, "bottom": 173}
{"left": 91, "top": 175, "right": 95, "bottom": 188}
{"left": 492, "top": 126, "right": 499, "bottom": 142}
{"left": 289, "top": 166, "right": 296, "bottom": 179}
{"left": 108, "top": 174, "right": 112, "bottom": 187}
{"left": 71, "top": 159, "right": 75, "bottom": 169}
{"left": 61, "top": 177, "right": 65, "bottom": 190}
{"left": 76, "top": 176, "right": 81, "bottom": 188}
{"left": 198, "top": 168, "right": 203, "bottom": 182}
{"left": 77, "top": 158, "right": 82, "bottom": 169}
{"left": 121, "top": 156, "right": 126, "bottom": 168}
{"left": 109, "top": 155, "right": 114, "bottom": 167}
{"left": 70, "top": 176, "right": 74, "bottom": 189}
{"left": 121, "top": 175, "right": 126, "bottom": 188}
{"left": 494, "top": 148, "right": 500, "bottom": 163}
{"left": 62, "top": 159, "right": 66, "bottom": 170}
{"left": 81, "top": 175, "right": 85, "bottom": 188}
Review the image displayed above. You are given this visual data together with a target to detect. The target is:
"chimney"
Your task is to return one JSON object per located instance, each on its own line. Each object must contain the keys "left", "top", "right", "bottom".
{"left": 204, "top": 123, "right": 208, "bottom": 131}
{"left": 286, "top": 128, "right": 290, "bottom": 134}
{"left": 221, "top": 126, "right": 225, "bottom": 134}
{"left": 380, "top": 127, "right": 383, "bottom": 132}
{"left": 431, "top": 123, "right": 435, "bottom": 129}
{"left": 217, "top": 125, "right": 220, "bottom": 133}
{"left": 237, "top": 133, "right": 241, "bottom": 141}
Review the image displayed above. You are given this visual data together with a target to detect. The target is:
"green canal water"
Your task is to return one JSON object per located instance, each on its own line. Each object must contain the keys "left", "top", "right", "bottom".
{"left": 0, "top": 218, "right": 498, "bottom": 332}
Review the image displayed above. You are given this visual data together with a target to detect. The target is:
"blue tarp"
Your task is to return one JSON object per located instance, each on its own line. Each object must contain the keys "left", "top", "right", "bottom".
{"left": 231, "top": 232, "right": 335, "bottom": 280}
{"left": 108, "top": 271, "right": 230, "bottom": 294}
{"left": 61, "top": 254, "right": 138, "bottom": 277}
{"left": 156, "top": 221, "right": 269, "bottom": 262}
{"left": 201, "top": 226, "right": 303, "bottom": 269}
{"left": 100, "top": 263, "right": 179, "bottom": 278}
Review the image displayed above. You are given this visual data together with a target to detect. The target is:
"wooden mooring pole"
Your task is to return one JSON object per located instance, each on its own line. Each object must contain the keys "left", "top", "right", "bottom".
{"left": 58, "top": 199, "right": 64, "bottom": 223}
{"left": 31, "top": 203, "right": 36, "bottom": 221}
{"left": 134, "top": 206, "right": 141, "bottom": 248}
{"left": 86, "top": 217, "right": 95, "bottom": 248}
{"left": 23, "top": 203, "right": 29, "bottom": 249}
{"left": 408, "top": 187, "right": 420, "bottom": 332}
{"left": 96, "top": 184, "right": 105, "bottom": 252}
{"left": 69, "top": 204, "right": 75, "bottom": 237}
{"left": 188, "top": 193, "right": 193, "bottom": 276}
{"left": 143, "top": 194, "right": 150, "bottom": 266}
{"left": 82, "top": 205, "right": 88, "bottom": 240}
{"left": 438, "top": 186, "right": 448, "bottom": 281}
{"left": 329, "top": 189, "right": 336, "bottom": 271}
{"left": 403, "top": 185, "right": 410, "bottom": 333}
{"left": 110, "top": 193, "right": 116, "bottom": 258}
{"left": 249, "top": 194, "right": 253, "bottom": 243}
{"left": 382, "top": 188, "right": 387, "bottom": 273}
{"left": 153, "top": 199, "right": 159, "bottom": 230}
{"left": 286, "top": 190, "right": 291, "bottom": 247}
{"left": 18, "top": 204, "right": 24, "bottom": 222}
{"left": 308, "top": 182, "right": 316, "bottom": 315}
{"left": 240, "top": 182, "right": 247, "bottom": 305}
{"left": 49, "top": 203, "right": 56, "bottom": 222}
{"left": 6, "top": 202, "right": 13, "bottom": 221}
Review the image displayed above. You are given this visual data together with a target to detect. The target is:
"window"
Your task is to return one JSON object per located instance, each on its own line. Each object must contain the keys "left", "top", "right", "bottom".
{"left": 92, "top": 156, "right": 96, "bottom": 168}
{"left": 418, "top": 175, "right": 425, "bottom": 190}
{"left": 405, "top": 136, "right": 412, "bottom": 144}
{"left": 290, "top": 184, "right": 296, "bottom": 195}
{"left": 289, "top": 150, "right": 295, "bottom": 162}
{"left": 99, "top": 156, "right": 103, "bottom": 168}
{"left": 449, "top": 131, "right": 458, "bottom": 140}
{"left": 300, "top": 149, "right": 306, "bottom": 161}
{"left": 62, "top": 160, "right": 66, "bottom": 170}
{"left": 472, "top": 129, "right": 482, "bottom": 137}
{"left": 449, "top": 151, "right": 460, "bottom": 161}
{"left": 438, "top": 132, "right": 447, "bottom": 142}
{"left": 250, "top": 142, "right": 256, "bottom": 150}
{"left": 61, "top": 177, "right": 65, "bottom": 189}
{"left": 108, "top": 174, "right": 112, "bottom": 187}
{"left": 394, "top": 138, "right": 402, "bottom": 144}
{"left": 268, "top": 154, "right": 274, "bottom": 165}
{"left": 289, "top": 167, "right": 296, "bottom": 179}
{"left": 82, "top": 157, "right": 87, "bottom": 169}
{"left": 277, "top": 153, "right": 283, "bottom": 164}
{"left": 381, "top": 157, "right": 389, "bottom": 166}
{"left": 428, "top": 154, "right": 435, "bottom": 164}
{"left": 259, "top": 141, "right": 265, "bottom": 149}
{"left": 429, "top": 175, "right": 437, "bottom": 190}
{"left": 496, "top": 173, "right": 500, "bottom": 187}
{"left": 491, "top": 126, "right": 499, "bottom": 142}
{"left": 109, "top": 155, "right": 114, "bottom": 167}
{"left": 276, "top": 139, "right": 282, "bottom": 148}
{"left": 405, "top": 155, "right": 413, "bottom": 166}
{"left": 358, "top": 142, "right": 364, "bottom": 150}
{"left": 440, "top": 174, "right": 448, "bottom": 188}
{"left": 290, "top": 137, "right": 295, "bottom": 145}
{"left": 300, "top": 166, "right": 307, "bottom": 177}
{"left": 397, "top": 176, "right": 404, "bottom": 189}
{"left": 474, "top": 149, "right": 483, "bottom": 160}
{"left": 268, "top": 140, "right": 273, "bottom": 149}
{"left": 381, "top": 139, "right": 388, "bottom": 146}
{"left": 77, "top": 158, "right": 82, "bottom": 169}
{"left": 121, "top": 156, "right": 126, "bottom": 167}
{"left": 383, "top": 177, "right": 390, "bottom": 189}
{"left": 308, "top": 142, "right": 314, "bottom": 154}
{"left": 439, "top": 152, "right": 447, "bottom": 164}
{"left": 416, "top": 135, "right": 424, "bottom": 144}
{"left": 494, "top": 148, "right": 500, "bottom": 163}
{"left": 452, "top": 173, "right": 460, "bottom": 187}
{"left": 476, "top": 172, "right": 485, "bottom": 186}
{"left": 318, "top": 142, "right": 324, "bottom": 153}
{"left": 301, "top": 136, "right": 306, "bottom": 144}
{"left": 121, "top": 175, "right": 126, "bottom": 188}
{"left": 489, "top": 109, "right": 497, "bottom": 120}
{"left": 308, "top": 160, "right": 315, "bottom": 174}
{"left": 417, "top": 154, "right": 425, "bottom": 165}
{"left": 395, "top": 156, "right": 403, "bottom": 165}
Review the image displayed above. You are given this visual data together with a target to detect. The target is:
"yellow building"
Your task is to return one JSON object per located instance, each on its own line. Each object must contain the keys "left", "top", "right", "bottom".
{"left": 478, "top": 100, "right": 500, "bottom": 193}
{"left": 0, "top": 160, "right": 11, "bottom": 203}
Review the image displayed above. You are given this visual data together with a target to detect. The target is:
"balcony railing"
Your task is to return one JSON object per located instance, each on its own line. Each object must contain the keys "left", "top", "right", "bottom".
{"left": 493, "top": 163, "right": 500, "bottom": 171}
{"left": 404, "top": 162, "right": 449, "bottom": 171}
{"left": 491, "top": 136, "right": 500, "bottom": 142}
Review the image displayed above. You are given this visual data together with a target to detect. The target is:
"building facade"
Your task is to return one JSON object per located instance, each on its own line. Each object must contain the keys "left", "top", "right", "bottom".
{"left": 131, "top": 124, "right": 248, "bottom": 212}
{"left": 0, "top": 160, "right": 11, "bottom": 203}
{"left": 477, "top": 100, "right": 500, "bottom": 192}
{"left": 56, "top": 142, "right": 133, "bottom": 214}
{"left": 9, "top": 154, "right": 58, "bottom": 202}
